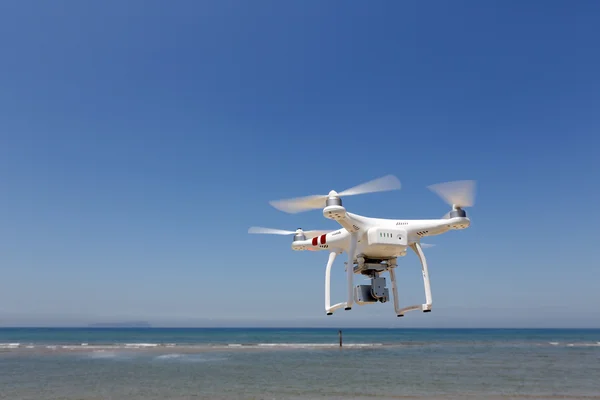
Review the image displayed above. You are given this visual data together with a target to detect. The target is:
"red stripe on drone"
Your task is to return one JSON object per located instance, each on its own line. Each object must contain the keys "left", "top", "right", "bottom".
{"left": 312, "top": 237, "right": 318, "bottom": 246}
{"left": 320, "top": 234, "right": 327, "bottom": 245}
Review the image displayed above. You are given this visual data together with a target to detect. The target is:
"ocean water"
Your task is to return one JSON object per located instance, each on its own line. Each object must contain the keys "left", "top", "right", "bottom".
{"left": 1, "top": 328, "right": 599, "bottom": 399}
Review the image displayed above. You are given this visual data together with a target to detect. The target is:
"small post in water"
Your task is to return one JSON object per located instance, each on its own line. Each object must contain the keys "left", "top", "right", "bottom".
{"left": 338, "top": 330, "right": 343, "bottom": 347}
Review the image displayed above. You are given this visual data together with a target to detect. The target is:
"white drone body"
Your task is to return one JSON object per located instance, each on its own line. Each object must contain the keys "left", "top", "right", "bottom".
{"left": 249, "top": 176, "right": 476, "bottom": 317}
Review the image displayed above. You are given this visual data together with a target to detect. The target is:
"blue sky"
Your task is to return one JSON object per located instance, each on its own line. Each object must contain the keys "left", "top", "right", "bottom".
{"left": 0, "top": 1, "right": 598, "bottom": 328}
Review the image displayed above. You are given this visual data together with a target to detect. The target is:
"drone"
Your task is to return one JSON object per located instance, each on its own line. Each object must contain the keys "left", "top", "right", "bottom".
{"left": 248, "top": 175, "right": 476, "bottom": 317}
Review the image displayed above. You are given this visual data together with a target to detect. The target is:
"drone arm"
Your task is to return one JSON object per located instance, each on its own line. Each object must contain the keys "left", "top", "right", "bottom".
{"left": 323, "top": 208, "right": 368, "bottom": 234}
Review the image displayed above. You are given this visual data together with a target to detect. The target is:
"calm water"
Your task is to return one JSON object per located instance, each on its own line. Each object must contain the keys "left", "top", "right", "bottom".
{"left": 1, "top": 328, "right": 599, "bottom": 399}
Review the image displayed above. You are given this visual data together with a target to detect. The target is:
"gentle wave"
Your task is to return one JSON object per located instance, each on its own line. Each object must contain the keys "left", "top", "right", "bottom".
{"left": 2, "top": 341, "right": 600, "bottom": 351}
{"left": 0, "top": 342, "right": 382, "bottom": 348}
{"left": 548, "top": 341, "right": 600, "bottom": 347}
{"left": 256, "top": 342, "right": 383, "bottom": 348}
{"left": 153, "top": 353, "right": 228, "bottom": 362}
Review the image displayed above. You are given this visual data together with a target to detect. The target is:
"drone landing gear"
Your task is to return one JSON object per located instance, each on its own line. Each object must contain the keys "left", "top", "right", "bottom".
{"left": 324, "top": 251, "right": 355, "bottom": 314}
{"left": 325, "top": 234, "right": 357, "bottom": 315}
{"left": 325, "top": 251, "right": 344, "bottom": 314}
{"left": 324, "top": 241, "right": 433, "bottom": 317}
{"left": 394, "top": 242, "right": 433, "bottom": 317}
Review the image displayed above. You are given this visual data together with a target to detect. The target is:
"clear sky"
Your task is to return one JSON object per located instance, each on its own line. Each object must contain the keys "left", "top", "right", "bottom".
{"left": 0, "top": 1, "right": 598, "bottom": 328}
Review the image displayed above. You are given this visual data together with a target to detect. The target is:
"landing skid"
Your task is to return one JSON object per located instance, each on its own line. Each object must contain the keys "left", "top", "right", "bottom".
{"left": 396, "top": 243, "right": 433, "bottom": 317}
{"left": 324, "top": 242, "right": 432, "bottom": 317}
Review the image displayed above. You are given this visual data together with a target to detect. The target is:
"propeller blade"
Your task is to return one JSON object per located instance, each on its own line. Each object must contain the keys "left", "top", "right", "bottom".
{"left": 248, "top": 226, "right": 330, "bottom": 239}
{"left": 427, "top": 180, "right": 476, "bottom": 208}
{"left": 269, "top": 195, "right": 328, "bottom": 214}
{"left": 420, "top": 243, "right": 436, "bottom": 249}
{"left": 269, "top": 175, "right": 401, "bottom": 214}
{"left": 338, "top": 174, "right": 402, "bottom": 197}
{"left": 248, "top": 227, "right": 296, "bottom": 235}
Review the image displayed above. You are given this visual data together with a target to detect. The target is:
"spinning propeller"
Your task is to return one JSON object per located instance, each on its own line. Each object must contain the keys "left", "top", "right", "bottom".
{"left": 248, "top": 226, "right": 330, "bottom": 239}
{"left": 269, "top": 175, "right": 402, "bottom": 214}
{"left": 427, "top": 180, "right": 477, "bottom": 219}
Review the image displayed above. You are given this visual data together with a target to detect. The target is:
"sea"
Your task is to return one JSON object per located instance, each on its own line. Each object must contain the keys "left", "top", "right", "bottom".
{"left": 1, "top": 328, "right": 599, "bottom": 400}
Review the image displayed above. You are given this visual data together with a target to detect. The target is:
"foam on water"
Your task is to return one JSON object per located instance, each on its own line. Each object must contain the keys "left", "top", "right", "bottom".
{"left": 2, "top": 340, "right": 600, "bottom": 353}
{"left": 153, "top": 353, "right": 228, "bottom": 363}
